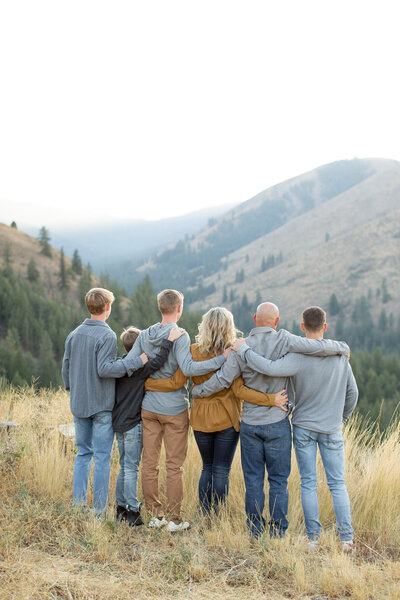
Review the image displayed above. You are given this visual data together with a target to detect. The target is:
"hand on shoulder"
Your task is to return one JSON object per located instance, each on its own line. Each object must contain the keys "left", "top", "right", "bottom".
{"left": 168, "top": 327, "right": 186, "bottom": 342}
{"left": 232, "top": 338, "right": 246, "bottom": 352}
{"left": 140, "top": 353, "right": 148, "bottom": 365}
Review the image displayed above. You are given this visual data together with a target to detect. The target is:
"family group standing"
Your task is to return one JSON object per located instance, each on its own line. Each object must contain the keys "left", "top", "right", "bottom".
{"left": 62, "top": 286, "right": 358, "bottom": 551}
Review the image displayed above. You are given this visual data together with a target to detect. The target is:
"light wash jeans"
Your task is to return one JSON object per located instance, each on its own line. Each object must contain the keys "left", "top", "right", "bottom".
{"left": 73, "top": 410, "right": 115, "bottom": 514}
{"left": 115, "top": 422, "right": 143, "bottom": 511}
{"left": 293, "top": 425, "right": 353, "bottom": 541}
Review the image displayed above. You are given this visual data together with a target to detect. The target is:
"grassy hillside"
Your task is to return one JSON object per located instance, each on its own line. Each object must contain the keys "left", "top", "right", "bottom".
{"left": 1, "top": 386, "right": 399, "bottom": 599}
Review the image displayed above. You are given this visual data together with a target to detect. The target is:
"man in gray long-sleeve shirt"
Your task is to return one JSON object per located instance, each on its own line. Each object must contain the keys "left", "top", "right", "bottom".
{"left": 191, "top": 302, "right": 349, "bottom": 538}
{"left": 236, "top": 306, "right": 358, "bottom": 551}
{"left": 127, "top": 289, "right": 227, "bottom": 531}
{"left": 62, "top": 287, "right": 147, "bottom": 514}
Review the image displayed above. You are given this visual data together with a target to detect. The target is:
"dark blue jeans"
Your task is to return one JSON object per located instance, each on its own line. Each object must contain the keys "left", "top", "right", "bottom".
{"left": 193, "top": 427, "right": 239, "bottom": 515}
{"left": 240, "top": 418, "right": 292, "bottom": 537}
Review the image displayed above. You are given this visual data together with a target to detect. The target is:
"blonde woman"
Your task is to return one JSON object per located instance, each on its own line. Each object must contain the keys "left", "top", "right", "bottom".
{"left": 146, "top": 307, "right": 287, "bottom": 515}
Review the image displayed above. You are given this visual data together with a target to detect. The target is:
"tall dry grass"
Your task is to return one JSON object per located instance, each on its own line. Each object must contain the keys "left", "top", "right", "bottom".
{"left": 0, "top": 386, "right": 399, "bottom": 599}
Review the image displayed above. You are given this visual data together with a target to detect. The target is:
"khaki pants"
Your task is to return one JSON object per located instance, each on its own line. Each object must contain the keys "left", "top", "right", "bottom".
{"left": 141, "top": 408, "right": 189, "bottom": 522}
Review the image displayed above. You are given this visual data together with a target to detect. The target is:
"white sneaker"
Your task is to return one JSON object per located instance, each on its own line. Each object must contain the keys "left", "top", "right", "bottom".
{"left": 148, "top": 517, "right": 168, "bottom": 529}
{"left": 303, "top": 536, "right": 319, "bottom": 551}
{"left": 342, "top": 540, "right": 356, "bottom": 553}
{"left": 167, "top": 520, "right": 190, "bottom": 532}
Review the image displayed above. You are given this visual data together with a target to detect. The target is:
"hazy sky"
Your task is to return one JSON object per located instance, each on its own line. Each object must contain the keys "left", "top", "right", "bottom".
{"left": 0, "top": 1, "right": 399, "bottom": 227}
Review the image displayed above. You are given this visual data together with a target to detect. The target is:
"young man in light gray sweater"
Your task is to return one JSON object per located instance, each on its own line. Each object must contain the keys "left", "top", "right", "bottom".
{"left": 191, "top": 302, "right": 350, "bottom": 538}
{"left": 62, "top": 287, "right": 148, "bottom": 515}
{"left": 234, "top": 306, "right": 358, "bottom": 551}
{"left": 127, "top": 289, "right": 228, "bottom": 532}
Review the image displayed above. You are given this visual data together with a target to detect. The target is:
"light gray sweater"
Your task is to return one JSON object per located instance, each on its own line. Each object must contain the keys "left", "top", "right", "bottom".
{"left": 240, "top": 345, "right": 358, "bottom": 433}
{"left": 191, "top": 327, "right": 349, "bottom": 426}
{"left": 128, "top": 322, "right": 225, "bottom": 416}
{"left": 62, "top": 319, "right": 144, "bottom": 418}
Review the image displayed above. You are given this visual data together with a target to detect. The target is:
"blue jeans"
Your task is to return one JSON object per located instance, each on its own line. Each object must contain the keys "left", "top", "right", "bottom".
{"left": 293, "top": 425, "right": 353, "bottom": 542}
{"left": 240, "top": 418, "right": 292, "bottom": 537}
{"left": 193, "top": 427, "right": 239, "bottom": 515}
{"left": 115, "top": 423, "right": 143, "bottom": 511}
{"left": 73, "top": 410, "right": 115, "bottom": 514}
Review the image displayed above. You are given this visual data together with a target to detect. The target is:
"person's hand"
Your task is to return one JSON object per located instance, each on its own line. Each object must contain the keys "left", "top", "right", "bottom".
{"left": 168, "top": 327, "right": 186, "bottom": 342}
{"left": 274, "top": 389, "right": 288, "bottom": 411}
{"left": 223, "top": 347, "right": 232, "bottom": 359}
{"left": 347, "top": 349, "right": 351, "bottom": 360}
{"left": 232, "top": 338, "right": 246, "bottom": 352}
{"left": 140, "top": 353, "right": 148, "bottom": 365}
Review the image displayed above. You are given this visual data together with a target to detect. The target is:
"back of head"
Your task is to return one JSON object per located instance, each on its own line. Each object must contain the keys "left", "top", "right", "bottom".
{"left": 157, "top": 289, "right": 184, "bottom": 315}
{"left": 85, "top": 287, "right": 115, "bottom": 315}
{"left": 196, "top": 306, "right": 241, "bottom": 355}
{"left": 255, "top": 302, "right": 279, "bottom": 327}
{"left": 120, "top": 326, "right": 141, "bottom": 352}
{"left": 302, "top": 306, "right": 326, "bottom": 333}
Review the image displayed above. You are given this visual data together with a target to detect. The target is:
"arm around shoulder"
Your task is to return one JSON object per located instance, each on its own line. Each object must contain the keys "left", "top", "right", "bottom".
{"left": 174, "top": 334, "right": 225, "bottom": 377}
{"left": 283, "top": 330, "right": 349, "bottom": 357}
{"left": 343, "top": 363, "right": 358, "bottom": 422}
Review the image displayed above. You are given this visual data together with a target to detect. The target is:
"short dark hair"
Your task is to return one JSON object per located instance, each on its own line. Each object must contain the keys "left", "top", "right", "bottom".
{"left": 302, "top": 306, "right": 326, "bottom": 332}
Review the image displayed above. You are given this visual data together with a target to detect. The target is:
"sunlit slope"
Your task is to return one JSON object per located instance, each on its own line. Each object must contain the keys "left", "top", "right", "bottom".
{"left": 189, "top": 160, "right": 400, "bottom": 321}
{"left": 137, "top": 158, "right": 399, "bottom": 323}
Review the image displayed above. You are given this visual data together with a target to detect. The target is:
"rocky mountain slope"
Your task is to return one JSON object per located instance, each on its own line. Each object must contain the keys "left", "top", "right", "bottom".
{"left": 135, "top": 158, "right": 400, "bottom": 324}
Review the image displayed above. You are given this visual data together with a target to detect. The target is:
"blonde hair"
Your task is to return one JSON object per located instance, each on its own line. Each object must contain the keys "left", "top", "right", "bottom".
{"left": 85, "top": 287, "right": 115, "bottom": 315}
{"left": 120, "top": 326, "right": 141, "bottom": 352}
{"left": 196, "top": 307, "right": 241, "bottom": 355}
{"left": 157, "top": 289, "right": 184, "bottom": 315}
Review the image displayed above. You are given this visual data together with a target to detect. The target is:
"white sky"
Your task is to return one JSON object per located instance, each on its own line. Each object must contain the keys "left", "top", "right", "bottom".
{"left": 0, "top": 0, "right": 399, "bottom": 226}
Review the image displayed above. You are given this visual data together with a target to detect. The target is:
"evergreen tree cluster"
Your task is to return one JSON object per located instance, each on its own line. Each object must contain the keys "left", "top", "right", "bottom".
{"left": 0, "top": 264, "right": 87, "bottom": 388}
{"left": 261, "top": 251, "right": 283, "bottom": 272}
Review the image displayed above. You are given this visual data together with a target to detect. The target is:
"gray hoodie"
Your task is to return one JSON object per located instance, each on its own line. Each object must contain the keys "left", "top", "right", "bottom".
{"left": 238, "top": 347, "right": 358, "bottom": 433}
{"left": 191, "top": 327, "right": 349, "bottom": 426}
{"left": 129, "top": 322, "right": 225, "bottom": 416}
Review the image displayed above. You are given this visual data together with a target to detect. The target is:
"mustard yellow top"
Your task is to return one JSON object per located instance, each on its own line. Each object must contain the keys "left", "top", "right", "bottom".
{"left": 145, "top": 343, "right": 276, "bottom": 433}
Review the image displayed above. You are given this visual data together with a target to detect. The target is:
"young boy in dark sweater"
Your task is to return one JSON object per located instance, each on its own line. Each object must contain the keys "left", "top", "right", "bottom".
{"left": 113, "top": 325, "right": 185, "bottom": 526}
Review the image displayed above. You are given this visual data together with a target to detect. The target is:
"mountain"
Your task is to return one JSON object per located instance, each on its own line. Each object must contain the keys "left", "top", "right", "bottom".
{"left": 16, "top": 203, "right": 236, "bottom": 283}
{"left": 131, "top": 158, "right": 400, "bottom": 326}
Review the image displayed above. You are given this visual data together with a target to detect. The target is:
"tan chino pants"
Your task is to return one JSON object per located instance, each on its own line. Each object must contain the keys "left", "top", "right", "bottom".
{"left": 141, "top": 408, "right": 189, "bottom": 522}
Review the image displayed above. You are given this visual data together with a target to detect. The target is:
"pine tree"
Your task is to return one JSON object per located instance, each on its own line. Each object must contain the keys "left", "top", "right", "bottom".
{"left": 10, "top": 221, "right": 17, "bottom": 229}
{"left": 261, "top": 257, "right": 266, "bottom": 272}
{"left": 381, "top": 278, "right": 392, "bottom": 303}
{"left": 235, "top": 268, "right": 245, "bottom": 283}
{"left": 72, "top": 249, "right": 83, "bottom": 275}
{"left": 79, "top": 267, "right": 93, "bottom": 307}
{"left": 129, "top": 275, "right": 159, "bottom": 329}
{"left": 328, "top": 293, "right": 341, "bottom": 316}
{"left": 58, "top": 248, "right": 69, "bottom": 291}
{"left": 27, "top": 258, "right": 40, "bottom": 282}
{"left": 38, "top": 226, "right": 52, "bottom": 257}
{"left": 222, "top": 285, "right": 228, "bottom": 303}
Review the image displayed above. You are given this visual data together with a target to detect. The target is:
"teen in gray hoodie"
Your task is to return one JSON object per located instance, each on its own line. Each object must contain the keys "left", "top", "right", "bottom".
{"left": 127, "top": 289, "right": 227, "bottom": 532}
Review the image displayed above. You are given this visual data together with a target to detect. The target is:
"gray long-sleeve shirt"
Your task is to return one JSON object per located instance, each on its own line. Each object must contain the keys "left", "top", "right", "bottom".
{"left": 240, "top": 346, "right": 358, "bottom": 433}
{"left": 128, "top": 322, "right": 226, "bottom": 416}
{"left": 191, "top": 327, "right": 349, "bottom": 426}
{"left": 62, "top": 319, "right": 144, "bottom": 418}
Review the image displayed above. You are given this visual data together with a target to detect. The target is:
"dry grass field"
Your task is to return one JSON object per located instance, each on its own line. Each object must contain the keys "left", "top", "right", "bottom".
{"left": 0, "top": 386, "right": 399, "bottom": 600}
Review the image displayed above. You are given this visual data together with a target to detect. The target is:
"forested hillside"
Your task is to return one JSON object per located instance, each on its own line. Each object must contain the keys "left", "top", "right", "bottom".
{"left": 0, "top": 225, "right": 202, "bottom": 389}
